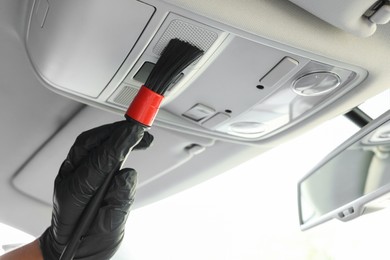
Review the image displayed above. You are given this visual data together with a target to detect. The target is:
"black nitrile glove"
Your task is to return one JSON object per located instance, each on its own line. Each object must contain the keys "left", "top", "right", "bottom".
{"left": 39, "top": 121, "right": 152, "bottom": 260}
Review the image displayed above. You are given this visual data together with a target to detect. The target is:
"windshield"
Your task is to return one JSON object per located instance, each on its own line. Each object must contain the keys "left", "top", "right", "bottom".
{"left": 0, "top": 90, "right": 388, "bottom": 258}
{"left": 0, "top": 223, "right": 34, "bottom": 255}
{"left": 359, "top": 89, "right": 390, "bottom": 119}
{"left": 113, "top": 116, "right": 357, "bottom": 259}
{"left": 113, "top": 90, "right": 389, "bottom": 260}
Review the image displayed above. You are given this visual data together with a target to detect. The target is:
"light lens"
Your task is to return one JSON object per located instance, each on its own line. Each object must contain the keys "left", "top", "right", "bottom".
{"left": 292, "top": 72, "right": 341, "bottom": 96}
{"left": 229, "top": 122, "right": 267, "bottom": 134}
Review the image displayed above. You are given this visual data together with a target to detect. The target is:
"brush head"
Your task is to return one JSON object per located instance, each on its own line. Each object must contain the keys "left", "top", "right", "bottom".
{"left": 125, "top": 39, "right": 203, "bottom": 127}
{"left": 145, "top": 38, "right": 204, "bottom": 95}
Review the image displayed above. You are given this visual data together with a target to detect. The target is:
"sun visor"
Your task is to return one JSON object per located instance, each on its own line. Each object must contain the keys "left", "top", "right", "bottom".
{"left": 27, "top": 0, "right": 156, "bottom": 97}
{"left": 12, "top": 107, "right": 214, "bottom": 206}
{"left": 287, "top": 0, "right": 390, "bottom": 37}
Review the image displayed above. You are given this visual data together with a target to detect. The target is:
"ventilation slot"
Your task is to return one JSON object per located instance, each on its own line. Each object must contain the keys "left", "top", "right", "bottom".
{"left": 153, "top": 19, "right": 218, "bottom": 55}
{"left": 111, "top": 85, "right": 139, "bottom": 107}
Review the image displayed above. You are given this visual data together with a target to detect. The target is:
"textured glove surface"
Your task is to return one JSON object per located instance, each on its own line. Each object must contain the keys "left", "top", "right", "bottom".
{"left": 39, "top": 121, "right": 152, "bottom": 259}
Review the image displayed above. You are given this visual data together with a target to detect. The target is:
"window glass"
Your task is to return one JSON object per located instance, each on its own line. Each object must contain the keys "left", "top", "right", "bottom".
{"left": 0, "top": 223, "right": 34, "bottom": 255}
{"left": 114, "top": 116, "right": 360, "bottom": 259}
{"left": 359, "top": 89, "right": 390, "bottom": 119}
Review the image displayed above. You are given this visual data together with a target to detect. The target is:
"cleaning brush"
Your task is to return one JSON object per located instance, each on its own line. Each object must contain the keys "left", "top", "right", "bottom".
{"left": 126, "top": 38, "right": 203, "bottom": 127}
{"left": 60, "top": 38, "right": 203, "bottom": 260}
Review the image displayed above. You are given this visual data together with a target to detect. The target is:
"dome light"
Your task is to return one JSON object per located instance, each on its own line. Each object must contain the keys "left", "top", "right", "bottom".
{"left": 229, "top": 122, "right": 267, "bottom": 135}
{"left": 292, "top": 72, "right": 341, "bottom": 96}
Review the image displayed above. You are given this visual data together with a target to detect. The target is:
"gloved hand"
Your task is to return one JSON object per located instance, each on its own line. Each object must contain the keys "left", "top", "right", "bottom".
{"left": 39, "top": 121, "right": 153, "bottom": 260}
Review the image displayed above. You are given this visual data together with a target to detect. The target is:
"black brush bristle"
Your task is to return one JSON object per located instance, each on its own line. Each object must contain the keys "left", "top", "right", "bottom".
{"left": 144, "top": 39, "right": 203, "bottom": 95}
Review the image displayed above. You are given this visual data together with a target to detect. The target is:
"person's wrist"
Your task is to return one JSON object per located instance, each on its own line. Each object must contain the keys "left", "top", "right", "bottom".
{"left": 33, "top": 240, "right": 44, "bottom": 260}
{"left": 39, "top": 228, "right": 61, "bottom": 260}
{"left": 0, "top": 239, "right": 43, "bottom": 260}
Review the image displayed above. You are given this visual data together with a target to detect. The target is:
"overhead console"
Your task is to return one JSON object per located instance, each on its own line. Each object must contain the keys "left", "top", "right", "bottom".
{"left": 25, "top": 0, "right": 368, "bottom": 144}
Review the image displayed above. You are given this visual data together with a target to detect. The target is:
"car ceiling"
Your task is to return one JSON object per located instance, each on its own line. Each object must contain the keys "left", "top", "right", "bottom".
{"left": 0, "top": 0, "right": 389, "bottom": 237}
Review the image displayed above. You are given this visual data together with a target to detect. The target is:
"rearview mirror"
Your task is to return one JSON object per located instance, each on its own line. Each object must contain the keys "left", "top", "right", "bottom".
{"left": 298, "top": 110, "right": 390, "bottom": 230}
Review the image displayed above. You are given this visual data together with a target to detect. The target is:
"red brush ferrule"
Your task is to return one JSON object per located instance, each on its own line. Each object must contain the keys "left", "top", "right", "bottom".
{"left": 125, "top": 85, "right": 164, "bottom": 127}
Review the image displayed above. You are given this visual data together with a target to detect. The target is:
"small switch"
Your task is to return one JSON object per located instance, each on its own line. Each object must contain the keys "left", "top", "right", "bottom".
{"left": 133, "top": 62, "right": 155, "bottom": 84}
{"left": 260, "top": 57, "right": 299, "bottom": 87}
{"left": 185, "top": 144, "right": 206, "bottom": 156}
{"left": 183, "top": 104, "right": 215, "bottom": 122}
{"left": 202, "top": 113, "right": 230, "bottom": 129}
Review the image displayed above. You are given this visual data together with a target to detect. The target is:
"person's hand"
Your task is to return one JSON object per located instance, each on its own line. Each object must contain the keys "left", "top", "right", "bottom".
{"left": 39, "top": 121, "right": 153, "bottom": 259}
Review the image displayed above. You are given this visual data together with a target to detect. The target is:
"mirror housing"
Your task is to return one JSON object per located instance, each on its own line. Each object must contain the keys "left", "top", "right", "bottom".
{"left": 298, "top": 110, "right": 390, "bottom": 230}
